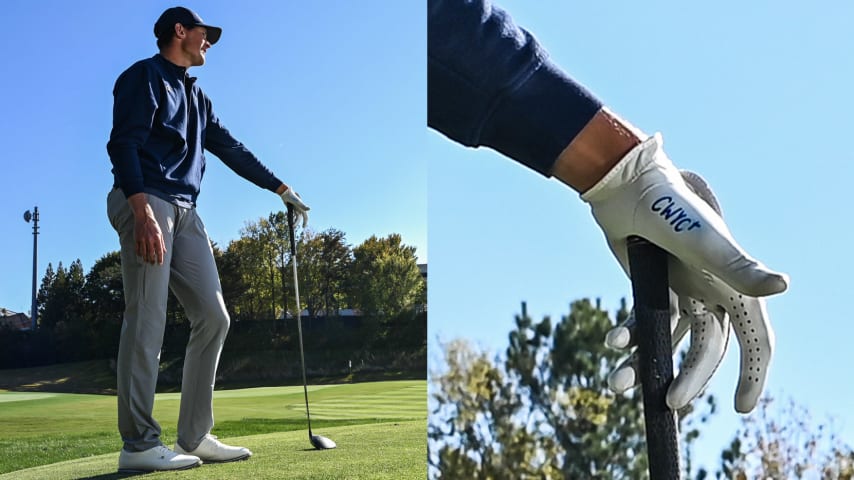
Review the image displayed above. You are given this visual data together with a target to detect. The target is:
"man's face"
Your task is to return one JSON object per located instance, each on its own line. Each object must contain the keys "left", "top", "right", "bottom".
{"left": 180, "top": 25, "right": 211, "bottom": 67}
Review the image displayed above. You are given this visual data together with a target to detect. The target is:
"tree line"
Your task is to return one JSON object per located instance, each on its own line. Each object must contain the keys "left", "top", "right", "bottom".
{"left": 0, "top": 212, "right": 426, "bottom": 370}
{"left": 430, "top": 299, "right": 854, "bottom": 479}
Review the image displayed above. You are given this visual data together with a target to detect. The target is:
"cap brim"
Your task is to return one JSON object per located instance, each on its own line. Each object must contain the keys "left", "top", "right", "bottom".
{"left": 201, "top": 24, "right": 222, "bottom": 45}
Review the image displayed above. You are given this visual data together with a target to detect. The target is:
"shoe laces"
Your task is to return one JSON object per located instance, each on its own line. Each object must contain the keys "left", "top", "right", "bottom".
{"left": 154, "top": 445, "right": 174, "bottom": 459}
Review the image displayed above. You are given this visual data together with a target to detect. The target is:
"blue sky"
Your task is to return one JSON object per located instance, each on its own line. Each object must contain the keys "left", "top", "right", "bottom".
{"left": 428, "top": 0, "right": 854, "bottom": 474}
{"left": 0, "top": 0, "right": 426, "bottom": 312}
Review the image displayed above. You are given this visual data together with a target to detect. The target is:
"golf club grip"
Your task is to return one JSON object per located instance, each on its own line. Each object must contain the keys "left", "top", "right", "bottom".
{"left": 627, "top": 236, "right": 680, "bottom": 480}
{"left": 286, "top": 206, "right": 297, "bottom": 254}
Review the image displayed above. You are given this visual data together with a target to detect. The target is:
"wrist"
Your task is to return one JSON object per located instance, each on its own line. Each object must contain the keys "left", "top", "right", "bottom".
{"left": 551, "top": 108, "right": 644, "bottom": 193}
{"left": 127, "top": 193, "right": 151, "bottom": 217}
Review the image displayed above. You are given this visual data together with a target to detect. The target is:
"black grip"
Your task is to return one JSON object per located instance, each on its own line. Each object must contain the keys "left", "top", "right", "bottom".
{"left": 286, "top": 205, "right": 296, "bottom": 254}
{"left": 627, "top": 236, "right": 681, "bottom": 480}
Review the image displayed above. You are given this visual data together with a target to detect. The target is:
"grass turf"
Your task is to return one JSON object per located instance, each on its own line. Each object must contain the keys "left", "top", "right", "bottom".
{"left": 0, "top": 421, "right": 424, "bottom": 480}
{"left": 0, "top": 380, "right": 425, "bottom": 478}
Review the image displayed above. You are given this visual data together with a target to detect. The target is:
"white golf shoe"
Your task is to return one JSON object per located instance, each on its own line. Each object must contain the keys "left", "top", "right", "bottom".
{"left": 118, "top": 445, "right": 202, "bottom": 473}
{"left": 175, "top": 434, "right": 252, "bottom": 463}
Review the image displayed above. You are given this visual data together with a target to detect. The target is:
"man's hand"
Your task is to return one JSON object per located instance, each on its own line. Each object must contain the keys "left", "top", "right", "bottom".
{"left": 279, "top": 186, "right": 310, "bottom": 228}
{"left": 582, "top": 134, "right": 788, "bottom": 413}
{"left": 582, "top": 133, "right": 788, "bottom": 297}
{"left": 128, "top": 193, "right": 166, "bottom": 265}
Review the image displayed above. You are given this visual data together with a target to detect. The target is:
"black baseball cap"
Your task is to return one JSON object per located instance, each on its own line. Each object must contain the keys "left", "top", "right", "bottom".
{"left": 154, "top": 7, "right": 222, "bottom": 45}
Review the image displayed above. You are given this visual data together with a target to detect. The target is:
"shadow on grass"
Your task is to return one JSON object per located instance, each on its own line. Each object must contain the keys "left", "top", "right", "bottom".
{"left": 78, "top": 472, "right": 147, "bottom": 480}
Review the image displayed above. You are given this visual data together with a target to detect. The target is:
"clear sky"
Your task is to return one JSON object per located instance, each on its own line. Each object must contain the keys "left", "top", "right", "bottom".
{"left": 0, "top": 1, "right": 426, "bottom": 312}
{"left": 428, "top": 0, "right": 854, "bottom": 474}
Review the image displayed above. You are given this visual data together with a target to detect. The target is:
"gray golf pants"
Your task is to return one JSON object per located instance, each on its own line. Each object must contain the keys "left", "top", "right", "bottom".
{"left": 107, "top": 188, "right": 229, "bottom": 452}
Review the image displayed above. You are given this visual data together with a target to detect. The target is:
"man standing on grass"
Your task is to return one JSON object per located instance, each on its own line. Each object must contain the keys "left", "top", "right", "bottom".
{"left": 106, "top": 7, "right": 309, "bottom": 473}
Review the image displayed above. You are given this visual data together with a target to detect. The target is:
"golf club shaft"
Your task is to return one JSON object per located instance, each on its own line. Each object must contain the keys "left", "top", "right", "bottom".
{"left": 627, "top": 236, "right": 680, "bottom": 479}
{"left": 287, "top": 207, "right": 313, "bottom": 436}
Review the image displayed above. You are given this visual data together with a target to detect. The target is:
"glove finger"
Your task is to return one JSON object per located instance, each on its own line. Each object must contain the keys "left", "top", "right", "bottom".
{"left": 725, "top": 293, "right": 774, "bottom": 413}
{"left": 635, "top": 183, "right": 787, "bottom": 297}
{"left": 606, "top": 310, "right": 691, "bottom": 394}
{"left": 626, "top": 137, "right": 787, "bottom": 297}
{"left": 301, "top": 211, "right": 309, "bottom": 228}
{"left": 666, "top": 298, "right": 730, "bottom": 410}
{"left": 605, "top": 290, "right": 679, "bottom": 350}
{"left": 607, "top": 355, "right": 637, "bottom": 394}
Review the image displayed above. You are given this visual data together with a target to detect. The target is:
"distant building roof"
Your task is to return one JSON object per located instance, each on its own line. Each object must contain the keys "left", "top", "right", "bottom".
{"left": 0, "top": 308, "right": 31, "bottom": 331}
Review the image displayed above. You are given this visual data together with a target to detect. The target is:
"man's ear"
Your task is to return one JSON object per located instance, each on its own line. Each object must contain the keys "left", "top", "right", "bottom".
{"left": 174, "top": 23, "right": 186, "bottom": 39}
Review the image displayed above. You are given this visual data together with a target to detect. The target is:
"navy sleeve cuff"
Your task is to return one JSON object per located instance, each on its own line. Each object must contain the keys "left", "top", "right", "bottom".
{"left": 478, "top": 60, "right": 603, "bottom": 176}
{"left": 427, "top": 0, "right": 603, "bottom": 177}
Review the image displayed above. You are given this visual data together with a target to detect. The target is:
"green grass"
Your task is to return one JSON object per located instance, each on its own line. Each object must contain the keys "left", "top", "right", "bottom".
{"left": 0, "top": 380, "right": 425, "bottom": 478}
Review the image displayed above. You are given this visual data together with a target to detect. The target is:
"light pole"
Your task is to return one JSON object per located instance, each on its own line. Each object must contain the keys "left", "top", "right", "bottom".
{"left": 23, "top": 207, "right": 39, "bottom": 330}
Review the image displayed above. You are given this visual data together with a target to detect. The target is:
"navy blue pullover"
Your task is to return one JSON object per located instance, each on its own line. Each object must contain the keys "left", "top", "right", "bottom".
{"left": 107, "top": 54, "right": 282, "bottom": 207}
{"left": 428, "top": 0, "right": 603, "bottom": 176}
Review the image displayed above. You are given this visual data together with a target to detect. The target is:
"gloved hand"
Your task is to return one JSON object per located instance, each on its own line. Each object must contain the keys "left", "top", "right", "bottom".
{"left": 280, "top": 187, "right": 310, "bottom": 228}
{"left": 582, "top": 133, "right": 788, "bottom": 413}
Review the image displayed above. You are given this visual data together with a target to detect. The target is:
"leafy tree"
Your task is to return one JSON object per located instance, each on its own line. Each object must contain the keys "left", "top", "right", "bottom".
{"left": 36, "top": 260, "right": 88, "bottom": 359}
{"left": 35, "top": 262, "right": 56, "bottom": 325}
{"left": 349, "top": 234, "right": 424, "bottom": 316}
{"left": 295, "top": 229, "right": 352, "bottom": 317}
{"left": 81, "top": 251, "right": 124, "bottom": 357}
{"left": 713, "top": 395, "right": 854, "bottom": 480}
{"left": 38, "top": 260, "right": 85, "bottom": 330}
{"left": 239, "top": 216, "right": 282, "bottom": 319}
{"left": 220, "top": 237, "right": 266, "bottom": 320}
{"left": 430, "top": 299, "right": 714, "bottom": 479}
{"left": 224, "top": 212, "right": 297, "bottom": 322}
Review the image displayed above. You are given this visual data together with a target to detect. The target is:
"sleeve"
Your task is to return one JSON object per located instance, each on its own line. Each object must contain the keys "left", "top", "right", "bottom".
{"left": 203, "top": 96, "right": 284, "bottom": 192}
{"left": 106, "top": 64, "right": 160, "bottom": 196}
{"left": 427, "top": 0, "right": 603, "bottom": 176}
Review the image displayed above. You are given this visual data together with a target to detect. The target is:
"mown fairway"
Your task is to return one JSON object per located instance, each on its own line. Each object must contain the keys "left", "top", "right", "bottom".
{"left": 0, "top": 380, "right": 425, "bottom": 479}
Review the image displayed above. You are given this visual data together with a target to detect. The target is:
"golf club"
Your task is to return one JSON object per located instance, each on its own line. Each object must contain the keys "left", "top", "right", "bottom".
{"left": 287, "top": 206, "right": 337, "bottom": 450}
{"left": 627, "top": 236, "right": 679, "bottom": 479}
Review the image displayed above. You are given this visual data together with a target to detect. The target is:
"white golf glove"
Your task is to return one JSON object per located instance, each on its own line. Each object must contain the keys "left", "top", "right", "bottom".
{"left": 582, "top": 133, "right": 788, "bottom": 413}
{"left": 280, "top": 187, "right": 310, "bottom": 228}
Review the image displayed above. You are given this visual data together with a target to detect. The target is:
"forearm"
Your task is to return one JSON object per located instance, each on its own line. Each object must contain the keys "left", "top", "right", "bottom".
{"left": 427, "top": 0, "right": 602, "bottom": 176}
{"left": 205, "top": 122, "right": 283, "bottom": 192}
